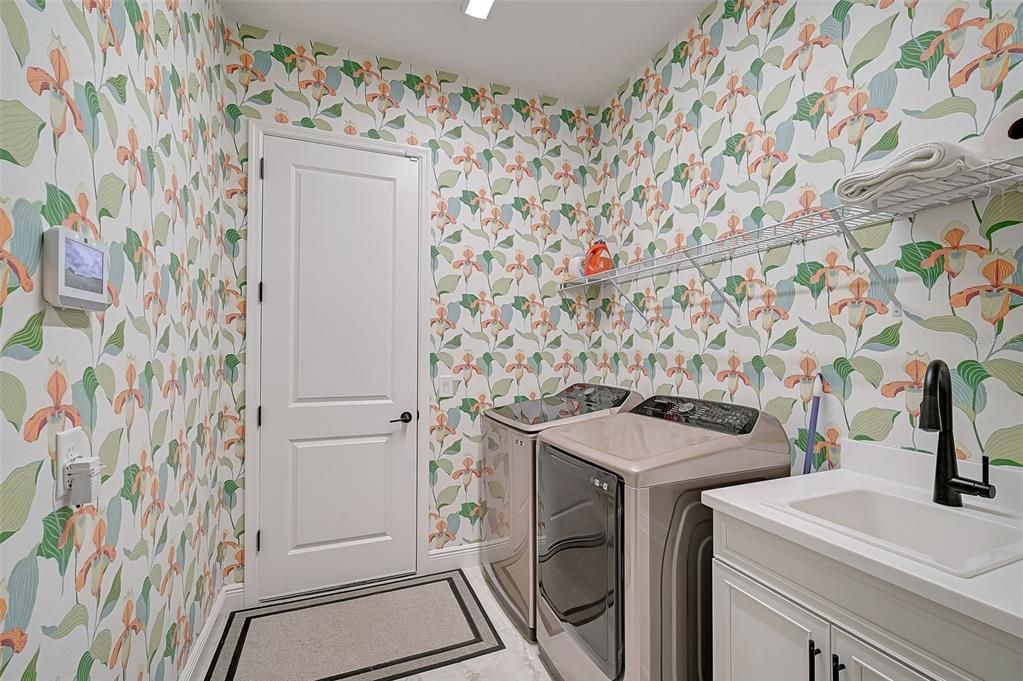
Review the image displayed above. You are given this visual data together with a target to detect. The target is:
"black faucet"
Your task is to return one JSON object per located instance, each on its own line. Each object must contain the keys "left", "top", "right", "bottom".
{"left": 919, "top": 359, "right": 996, "bottom": 506}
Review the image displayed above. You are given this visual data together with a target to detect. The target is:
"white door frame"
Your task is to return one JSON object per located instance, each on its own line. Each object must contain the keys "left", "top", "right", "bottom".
{"left": 243, "top": 121, "right": 432, "bottom": 606}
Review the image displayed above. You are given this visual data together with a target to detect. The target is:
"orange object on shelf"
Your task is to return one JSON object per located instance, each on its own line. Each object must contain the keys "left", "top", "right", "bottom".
{"left": 584, "top": 240, "right": 613, "bottom": 276}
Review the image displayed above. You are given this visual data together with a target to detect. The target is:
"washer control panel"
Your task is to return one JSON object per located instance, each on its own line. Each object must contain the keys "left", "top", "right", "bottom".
{"left": 630, "top": 396, "right": 759, "bottom": 435}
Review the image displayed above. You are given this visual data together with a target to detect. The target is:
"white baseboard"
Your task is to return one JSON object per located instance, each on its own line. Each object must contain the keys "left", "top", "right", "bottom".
{"left": 181, "top": 582, "right": 245, "bottom": 681}
{"left": 424, "top": 542, "right": 482, "bottom": 574}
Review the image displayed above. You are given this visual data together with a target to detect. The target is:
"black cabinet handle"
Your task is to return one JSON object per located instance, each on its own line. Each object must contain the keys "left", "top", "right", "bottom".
{"left": 832, "top": 654, "right": 846, "bottom": 681}
{"left": 808, "top": 640, "right": 821, "bottom": 680}
{"left": 390, "top": 411, "right": 413, "bottom": 424}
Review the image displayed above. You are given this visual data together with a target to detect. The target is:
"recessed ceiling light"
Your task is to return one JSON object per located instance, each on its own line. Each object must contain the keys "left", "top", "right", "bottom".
{"left": 463, "top": 0, "right": 494, "bottom": 20}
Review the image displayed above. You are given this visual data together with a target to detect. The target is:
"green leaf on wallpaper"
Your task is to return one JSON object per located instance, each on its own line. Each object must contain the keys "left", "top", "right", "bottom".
{"left": 762, "top": 76, "right": 794, "bottom": 122}
{"left": 861, "top": 122, "right": 901, "bottom": 163}
{"left": 984, "top": 358, "right": 1023, "bottom": 396}
{"left": 906, "top": 312, "right": 978, "bottom": 342}
{"left": 0, "top": 100, "right": 45, "bottom": 167}
{"left": 1001, "top": 333, "right": 1023, "bottom": 353}
{"left": 0, "top": 461, "right": 42, "bottom": 544}
{"left": 793, "top": 261, "right": 826, "bottom": 299}
{"left": 238, "top": 23, "right": 268, "bottom": 41}
{"left": 895, "top": 240, "right": 943, "bottom": 290}
{"left": 0, "top": 1, "right": 29, "bottom": 67}
{"left": 98, "top": 428, "right": 123, "bottom": 482}
{"left": 958, "top": 359, "right": 991, "bottom": 391}
{"left": 19, "top": 648, "right": 38, "bottom": 681}
{"left": 848, "top": 16, "right": 897, "bottom": 78}
{"left": 850, "top": 407, "right": 899, "bottom": 441}
{"left": 770, "top": 327, "right": 798, "bottom": 351}
{"left": 986, "top": 425, "right": 1023, "bottom": 465}
{"left": 764, "top": 396, "right": 797, "bottom": 424}
{"left": 895, "top": 31, "right": 943, "bottom": 79}
{"left": 801, "top": 318, "right": 846, "bottom": 342}
{"left": 75, "top": 652, "right": 94, "bottom": 681}
{"left": 37, "top": 506, "right": 73, "bottom": 577}
{"left": 862, "top": 322, "right": 901, "bottom": 351}
{"left": 62, "top": 0, "right": 95, "bottom": 61}
{"left": 905, "top": 96, "right": 976, "bottom": 121}
{"left": 311, "top": 41, "right": 337, "bottom": 58}
{"left": 40, "top": 183, "right": 76, "bottom": 226}
{"left": 2, "top": 310, "right": 44, "bottom": 360}
{"left": 793, "top": 92, "right": 825, "bottom": 129}
{"left": 770, "top": 166, "right": 796, "bottom": 196}
{"left": 89, "top": 630, "right": 112, "bottom": 666}
{"left": 42, "top": 601, "right": 88, "bottom": 639}
{"left": 850, "top": 356, "right": 883, "bottom": 388}
{"left": 96, "top": 173, "right": 125, "bottom": 220}
{"left": 979, "top": 191, "right": 1023, "bottom": 238}
{"left": 104, "top": 320, "right": 126, "bottom": 356}
{"left": 247, "top": 89, "right": 274, "bottom": 105}
{"left": 700, "top": 118, "right": 724, "bottom": 152}
{"left": 0, "top": 372, "right": 26, "bottom": 428}
{"left": 770, "top": 6, "right": 797, "bottom": 41}
{"left": 270, "top": 44, "right": 297, "bottom": 74}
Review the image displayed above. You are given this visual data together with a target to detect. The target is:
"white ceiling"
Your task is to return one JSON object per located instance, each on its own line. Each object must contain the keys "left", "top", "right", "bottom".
{"left": 221, "top": 0, "right": 702, "bottom": 106}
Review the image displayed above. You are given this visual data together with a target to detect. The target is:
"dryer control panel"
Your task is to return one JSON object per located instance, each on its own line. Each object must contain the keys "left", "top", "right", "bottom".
{"left": 630, "top": 396, "right": 760, "bottom": 435}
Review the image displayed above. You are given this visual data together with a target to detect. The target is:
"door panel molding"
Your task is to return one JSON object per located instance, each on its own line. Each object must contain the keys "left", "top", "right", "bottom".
{"left": 244, "top": 121, "right": 431, "bottom": 606}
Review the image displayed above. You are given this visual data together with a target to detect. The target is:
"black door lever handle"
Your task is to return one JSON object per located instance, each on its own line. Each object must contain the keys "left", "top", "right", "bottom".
{"left": 390, "top": 411, "right": 413, "bottom": 424}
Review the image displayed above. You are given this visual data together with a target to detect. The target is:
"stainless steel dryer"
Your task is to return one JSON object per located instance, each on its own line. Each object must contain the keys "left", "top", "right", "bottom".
{"left": 535, "top": 396, "right": 790, "bottom": 681}
{"left": 480, "top": 383, "right": 643, "bottom": 640}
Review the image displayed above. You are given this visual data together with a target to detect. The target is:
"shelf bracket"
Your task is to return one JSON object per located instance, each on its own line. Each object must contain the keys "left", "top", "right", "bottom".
{"left": 835, "top": 218, "right": 903, "bottom": 317}
{"left": 683, "top": 254, "right": 742, "bottom": 320}
{"left": 610, "top": 280, "right": 649, "bottom": 324}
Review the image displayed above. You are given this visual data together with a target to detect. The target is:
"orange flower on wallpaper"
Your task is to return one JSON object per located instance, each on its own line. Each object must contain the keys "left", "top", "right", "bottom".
{"left": 881, "top": 352, "right": 930, "bottom": 418}
{"left": 367, "top": 82, "right": 399, "bottom": 112}
{"left": 691, "top": 296, "right": 721, "bottom": 335}
{"left": 785, "top": 185, "right": 830, "bottom": 222}
{"left": 920, "top": 224, "right": 988, "bottom": 278}
{"left": 714, "top": 74, "right": 750, "bottom": 118}
{"left": 748, "top": 134, "right": 788, "bottom": 180}
{"left": 109, "top": 600, "right": 142, "bottom": 669}
{"left": 921, "top": 1, "right": 986, "bottom": 60}
{"left": 0, "top": 203, "right": 33, "bottom": 303}
{"left": 949, "top": 15, "right": 1023, "bottom": 92}
{"left": 829, "top": 273, "right": 888, "bottom": 328}
{"left": 666, "top": 353, "right": 693, "bottom": 389}
{"left": 749, "top": 288, "right": 790, "bottom": 332}
{"left": 747, "top": 0, "right": 787, "bottom": 30}
{"left": 226, "top": 52, "right": 267, "bottom": 86}
{"left": 829, "top": 90, "right": 887, "bottom": 145}
{"left": 26, "top": 39, "right": 84, "bottom": 138}
{"left": 810, "top": 248, "right": 854, "bottom": 291}
{"left": 76, "top": 518, "right": 116, "bottom": 595}
{"left": 113, "top": 361, "right": 145, "bottom": 432}
{"left": 504, "top": 352, "right": 533, "bottom": 381}
{"left": 716, "top": 353, "right": 751, "bottom": 398}
{"left": 783, "top": 352, "right": 825, "bottom": 404}
{"left": 284, "top": 44, "right": 315, "bottom": 72}
{"left": 784, "top": 21, "right": 831, "bottom": 74}
{"left": 811, "top": 75, "right": 854, "bottom": 118}
{"left": 815, "top": 425, "right": 843, "bottom": 469}
{"left": 0, "top": 597, "right": 27, "bottom": 655}
{"left": 116, "top": 128, "right": 147, "bottom": 193}
{"left": 23, "top": 362, "right": 81, "bottom": 455}
{"left": 950, "top": 251, "right": 1023, "bottom": 325}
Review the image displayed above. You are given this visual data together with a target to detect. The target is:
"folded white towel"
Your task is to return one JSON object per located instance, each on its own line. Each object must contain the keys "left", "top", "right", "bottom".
{"left": 835, "top": 142, "right": 980, "bottom": 207}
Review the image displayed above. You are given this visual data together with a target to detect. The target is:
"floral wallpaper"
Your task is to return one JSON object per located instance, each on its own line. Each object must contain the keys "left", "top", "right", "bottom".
{"left": 2, "top": 1, "right": 1022, "bottom": 677}
{"left": 0, "top": 1, "right": 241, "bottom": 679}
{"left": 589, "top": 0, "right": 1023, "bottom": 472}
{"left": 219, "top": 25, "right": 599, "bottom": 553}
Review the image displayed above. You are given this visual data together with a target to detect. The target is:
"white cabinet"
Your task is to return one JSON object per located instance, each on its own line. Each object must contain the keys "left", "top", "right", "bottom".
{"left": 713, "top": 561, "right": 829, "bottom": 681}
{"left": 713, "top": 560, "right": 941, "bottom": 681}
{"left": 831, "top": 628, "right": 933, "bottom": 681}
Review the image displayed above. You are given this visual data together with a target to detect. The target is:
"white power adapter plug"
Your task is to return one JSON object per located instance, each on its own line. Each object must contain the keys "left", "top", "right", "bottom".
{"left": 56, "top": 427, "right": 100, "bottom": 506}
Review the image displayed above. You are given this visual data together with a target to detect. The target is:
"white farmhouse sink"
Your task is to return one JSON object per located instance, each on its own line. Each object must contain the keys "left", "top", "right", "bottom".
{"left": 782, "top": 488, "right": 1023, "bottom": 577}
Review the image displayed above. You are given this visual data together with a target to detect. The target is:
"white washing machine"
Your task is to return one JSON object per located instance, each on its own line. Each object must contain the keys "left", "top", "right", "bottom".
{"left": 535, "top": 395, "right": 790, "bottom": 681}
{"left": 480, "top": 383, "right": 644, "bottom": 640}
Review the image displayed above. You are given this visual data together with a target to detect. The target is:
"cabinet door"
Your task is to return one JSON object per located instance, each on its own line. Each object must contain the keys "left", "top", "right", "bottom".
{"left": 831, "top": 628, "right": 934, "bottom": 681}
{"left": 713, "top": 560, "right": 830, "bottom": 681}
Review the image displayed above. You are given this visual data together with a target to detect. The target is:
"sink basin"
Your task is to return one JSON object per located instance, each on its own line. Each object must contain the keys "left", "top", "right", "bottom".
{"left": 780, "top": 489, "right": 1023, "bottom": 577}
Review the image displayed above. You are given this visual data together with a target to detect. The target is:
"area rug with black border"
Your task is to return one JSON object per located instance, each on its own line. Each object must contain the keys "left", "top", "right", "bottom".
{"left": 204, "top": 569, "right": 504, "bottom": 681}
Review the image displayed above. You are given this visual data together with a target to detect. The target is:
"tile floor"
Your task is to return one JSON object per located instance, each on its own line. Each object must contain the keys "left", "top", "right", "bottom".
{"left": 400, "top": 566, "right": 552, "bottom": 681}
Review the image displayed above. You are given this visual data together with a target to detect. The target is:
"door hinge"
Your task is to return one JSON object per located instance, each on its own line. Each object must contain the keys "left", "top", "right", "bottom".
{"left": 256, "top": 530, "right": 261, "bottom": 552}
{"left": 258, "top": 281, "right": 263, "bottom": 302}
{"left": 257, "top": 406, "right": 262, "bottom": 427}
{"left": 259, "top": 157, "right": 264, "bottom": 179}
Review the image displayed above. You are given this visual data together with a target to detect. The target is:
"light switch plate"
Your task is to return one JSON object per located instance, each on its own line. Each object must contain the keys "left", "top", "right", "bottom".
{"left": 437, "top": 374, "right": 457, "bottom": 396}
{"left": 56, "top": 426, "right": 89, "bottom": 502}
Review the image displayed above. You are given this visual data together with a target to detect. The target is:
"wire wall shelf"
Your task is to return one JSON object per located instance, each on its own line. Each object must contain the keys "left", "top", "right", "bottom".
{"left": 559, "top": 154, "right": 1023, "bottom": 321}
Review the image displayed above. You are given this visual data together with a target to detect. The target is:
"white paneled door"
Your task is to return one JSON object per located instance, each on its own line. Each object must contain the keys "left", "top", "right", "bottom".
{"left": 257, "top": 134, "right": 420, "bottom": 600}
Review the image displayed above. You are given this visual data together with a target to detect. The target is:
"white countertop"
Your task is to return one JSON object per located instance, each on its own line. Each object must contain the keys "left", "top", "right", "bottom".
{"left": 703, "top": 439, "right": 1023, "bottom": 639}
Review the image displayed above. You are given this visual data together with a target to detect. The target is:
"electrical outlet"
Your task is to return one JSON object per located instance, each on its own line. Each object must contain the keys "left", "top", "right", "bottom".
{"left": 56, "top": 426, "right": 90, "bottom": 502}
{"left": 437, "top": 374, "right": 457, "bottom": 396}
